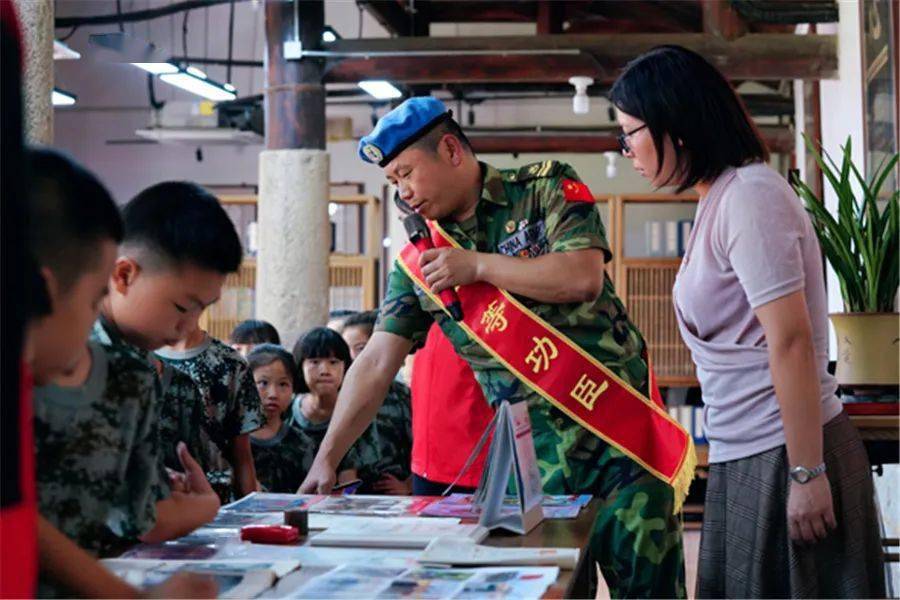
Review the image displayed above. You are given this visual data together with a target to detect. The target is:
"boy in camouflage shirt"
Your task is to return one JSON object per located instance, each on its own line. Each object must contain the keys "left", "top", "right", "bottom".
{"left": 340, "top": 311, "right": 413, "bottom": 494}
{"left": 157, "top": 324, "right": 264, "bottom": 500}
{"left": 91, "top": 181, "right": 255, "bottom": 536}
{"left": 27, "top": 149, "right": 216, "bottom": 598}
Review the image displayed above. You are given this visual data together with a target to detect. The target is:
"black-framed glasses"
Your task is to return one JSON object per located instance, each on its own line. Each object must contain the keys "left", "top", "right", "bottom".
{"left": 617, "top": 124, "right": 647, "bottom": 154}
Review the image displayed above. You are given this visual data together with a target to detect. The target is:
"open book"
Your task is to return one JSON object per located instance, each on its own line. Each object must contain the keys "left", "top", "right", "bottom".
{"left": 101, "top": 559, "right": 299, "bottom": 599}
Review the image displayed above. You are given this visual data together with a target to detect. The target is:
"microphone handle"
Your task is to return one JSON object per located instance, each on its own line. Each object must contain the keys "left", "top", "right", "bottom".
{"left": 411, "top": 236, "right": 464, "bottom": 321}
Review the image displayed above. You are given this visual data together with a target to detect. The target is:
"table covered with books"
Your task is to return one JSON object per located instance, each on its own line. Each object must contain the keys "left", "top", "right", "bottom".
{"left": 105, "top": 493, "right": 599, "bottom": 599}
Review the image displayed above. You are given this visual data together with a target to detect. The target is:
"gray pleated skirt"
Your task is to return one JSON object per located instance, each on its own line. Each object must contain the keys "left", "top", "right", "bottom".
{"left": 697, "top": 410, "right": 886, "bottom": 598}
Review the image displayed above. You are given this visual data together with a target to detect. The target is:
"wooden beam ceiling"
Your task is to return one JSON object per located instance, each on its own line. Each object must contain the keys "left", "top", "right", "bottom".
{"left": 323, "top": 33, "right": 837, "bottom": 84}
{"left": 467, "top": 125, "right": 794, "bottom": 154}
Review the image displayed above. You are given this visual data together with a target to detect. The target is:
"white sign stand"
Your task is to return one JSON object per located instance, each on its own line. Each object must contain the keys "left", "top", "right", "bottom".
{"left": 472, "top": 400, "right": 545, "bottom": 534}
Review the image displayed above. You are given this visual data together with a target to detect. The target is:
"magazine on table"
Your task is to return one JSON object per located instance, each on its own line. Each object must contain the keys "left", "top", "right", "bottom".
{"left": 222, "top": 492, "right": 323, "bottom": 513}
{"left": 101, "top": 559, "right": 299, "bottom": 599}
{"left": 421, "top": 493, "right": 592, "bottom": 520}
{"left": 290, "top": 564, "right": 559, "bottom": 599}
{"left": 309, "top": 517, "right": 488, "bottom": 549}
{"left": 418, "top": 536, "right": 579, "bottom": 569}
{"left": 308, "top": 495, "right": 435, "bottom": 517}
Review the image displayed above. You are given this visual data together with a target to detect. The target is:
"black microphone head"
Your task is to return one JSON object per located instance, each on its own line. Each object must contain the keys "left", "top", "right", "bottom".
{"left": 402, "top": 212, "right": 429, "bottom": 240}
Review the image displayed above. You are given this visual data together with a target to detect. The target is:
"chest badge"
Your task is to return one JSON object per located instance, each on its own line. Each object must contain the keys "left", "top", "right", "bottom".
{"left": 505, "top": 220, "right": 516, "bottom": 234}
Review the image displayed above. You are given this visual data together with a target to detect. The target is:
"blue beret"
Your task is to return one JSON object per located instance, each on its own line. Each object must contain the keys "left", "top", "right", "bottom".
{"left": 358, "top": 97, "right": 451, "bottom": 166}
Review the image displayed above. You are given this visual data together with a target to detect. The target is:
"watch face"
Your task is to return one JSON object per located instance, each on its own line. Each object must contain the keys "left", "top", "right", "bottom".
{"left": 792, "top": 469, "right": 810, "bottom": 484}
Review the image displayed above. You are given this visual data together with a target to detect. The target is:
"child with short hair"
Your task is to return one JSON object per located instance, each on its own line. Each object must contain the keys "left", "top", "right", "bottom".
{"left": 230, "top": 319, "right": 281, "bottom": 357}
{"left": 157, "top": 321, "right": 264, "bottom": 499}
{"left": 247, "top": 344, "right": 308, "bottom": 492}
{"left": 289, "top": 328, "right": 365, "bottom": 491}
{"left": 26, "top": 149, "right": 216, "bottom": 598}
{"left": 93, "top": 180, "right": 263, "bottom": 502}
{"left": 339, "top": 312, "right": 413, "bottom": 495}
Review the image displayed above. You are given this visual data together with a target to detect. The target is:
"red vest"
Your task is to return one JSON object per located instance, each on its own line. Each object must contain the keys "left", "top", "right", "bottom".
{"left": 410, "top": 325, "right": 493, "bottom": 487}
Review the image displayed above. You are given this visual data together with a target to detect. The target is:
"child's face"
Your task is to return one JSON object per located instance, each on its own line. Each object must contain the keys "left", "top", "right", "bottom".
{"left": 341, "top": 326, "right": 370, "bottom": 360}
{"left": 108, "top": 258, "right": 226, "bottom": 350}
{"left": 231, "top": 342, "right": 254, "bottom": 357}
{"left": 301, "top": 356, "right": 345, "bottom": 397}
{"left": 253, "top": 360, "right": 294, "bottom": 420}
{"left": 30, "top": 240, "right": 118, "bottom": 385}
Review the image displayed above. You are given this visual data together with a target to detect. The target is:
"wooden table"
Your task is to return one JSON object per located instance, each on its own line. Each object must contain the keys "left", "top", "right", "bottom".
{"left": 484, "top": 500, "right": 600, "bottom": 598}
{"left": 262, "top": 499, "right": 601, "bottom": 599}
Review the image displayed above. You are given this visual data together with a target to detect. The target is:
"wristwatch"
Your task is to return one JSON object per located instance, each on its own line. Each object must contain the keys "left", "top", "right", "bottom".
{"left": 789, "top": 463, "right": 826, "bottom": 484}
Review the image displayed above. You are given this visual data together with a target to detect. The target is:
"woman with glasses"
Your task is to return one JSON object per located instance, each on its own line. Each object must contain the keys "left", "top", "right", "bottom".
{"left": 609, "top": 45, "right": 884, "bottom": 598}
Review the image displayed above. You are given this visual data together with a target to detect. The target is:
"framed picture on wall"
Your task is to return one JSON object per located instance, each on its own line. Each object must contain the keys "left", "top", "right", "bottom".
{"left": 861, "top": 0, "right": 899, "bottom": 195}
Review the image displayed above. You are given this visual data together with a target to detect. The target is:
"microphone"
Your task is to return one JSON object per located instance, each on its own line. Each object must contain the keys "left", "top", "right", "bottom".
{"left": 402, "top": 212, "right": 464, "bottom": 321}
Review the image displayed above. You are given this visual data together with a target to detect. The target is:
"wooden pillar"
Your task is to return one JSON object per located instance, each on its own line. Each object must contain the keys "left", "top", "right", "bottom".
{"left": 264, "top": 0, "right": 325, "bottom": 150}
{"left": 257, "top": 0, "right": 330, "bottom": 345}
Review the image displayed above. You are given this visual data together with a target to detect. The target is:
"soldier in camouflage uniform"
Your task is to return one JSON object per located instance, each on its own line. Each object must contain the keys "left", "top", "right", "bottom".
{"left": 302, "top": 98, "right": 685, "bottom": 597}
{"left": 34, "top": 341, "right": 168, "bottom": 579}
{"left": 156, "top": 329, "right": 265, "bottom": 501}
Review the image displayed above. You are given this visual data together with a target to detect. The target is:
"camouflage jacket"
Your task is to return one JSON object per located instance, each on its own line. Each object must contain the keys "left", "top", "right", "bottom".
{"left": 155, "top": 335, "right": 265, "bottom": 488}
{"left": 33, "top": 341, "right": 168, "bottom": 559}
{"left": 250, "top": 419, "right": 309, "bottom": 493}
{"left": 375, "top": 161, "right": 650, "bottom": 493}
{"left": 353, "top": 380, "right": 413, "bottom": 487}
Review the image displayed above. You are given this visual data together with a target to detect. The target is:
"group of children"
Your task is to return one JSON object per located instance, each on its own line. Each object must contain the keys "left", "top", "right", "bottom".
{"left": 23, "top": 148, "right": 412, "bottom": 597}
{"left": 237, "top": 313, "right": 413, "bottom": 495}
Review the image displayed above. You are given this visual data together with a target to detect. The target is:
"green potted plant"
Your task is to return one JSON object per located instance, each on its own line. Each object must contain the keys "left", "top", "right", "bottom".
{"left": 792, "top": 136, "right": 898, "bottom": 387}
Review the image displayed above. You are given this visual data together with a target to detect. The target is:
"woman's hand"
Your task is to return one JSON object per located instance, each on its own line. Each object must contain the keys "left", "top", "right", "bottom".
{"left": 787, "top": 474, "right": 837, "bottom": 544}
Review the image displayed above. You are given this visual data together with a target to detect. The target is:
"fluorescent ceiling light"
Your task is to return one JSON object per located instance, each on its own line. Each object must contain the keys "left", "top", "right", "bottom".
{"left": 52, "top": 88, "right": 76, "bottom": 106}
{"left": 53, "top": 40, "right": 81, "bottom": 60}
{"left": 186, "top": 66, "right": 207, "bottom": 79}
{"left": 132, "top": 62, "right": 179, "bottom": 75}
{"left": 358, "top": 80, "right": 402, "bottom": 100}
{"left": 159, "top": 72, "right": 237, "bottom": 102}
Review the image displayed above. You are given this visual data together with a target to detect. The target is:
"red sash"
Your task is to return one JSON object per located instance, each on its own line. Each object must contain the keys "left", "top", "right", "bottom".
{"left": 398, "top": 222, "right": 696, "bottom": 509}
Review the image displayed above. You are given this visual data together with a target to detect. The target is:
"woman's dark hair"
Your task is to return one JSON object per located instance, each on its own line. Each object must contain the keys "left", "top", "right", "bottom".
{"left": 609, "top": 45, "right": 769, "bottom": 193}
{"left": 247, "top": 343, "right": 300, "bottom": 392}
{"left": 291, "top": 327, "right": 352, "bottom": 393}
{"left": 231, "top": 319, "right": 281, "bottom": 345}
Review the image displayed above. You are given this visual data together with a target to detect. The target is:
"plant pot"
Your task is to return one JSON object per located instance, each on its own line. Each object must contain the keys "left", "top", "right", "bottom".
{"left": 829, "top": 313, "right": 900, "bottom": 386}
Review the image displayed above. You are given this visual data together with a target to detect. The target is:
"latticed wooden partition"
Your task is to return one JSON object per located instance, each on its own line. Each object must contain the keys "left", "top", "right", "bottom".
{"left": 199, "top": 193, "right": 382, "bottom": 341}
{"left": 621, "top": 260, "right": 696, "bottom": 385}
{"left": 610, "top": 194, "right": 699, "bottom": 388}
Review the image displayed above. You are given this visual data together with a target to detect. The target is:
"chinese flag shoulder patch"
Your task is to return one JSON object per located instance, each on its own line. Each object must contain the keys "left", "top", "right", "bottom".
{"left": 561, "top": 179, "right": 595, "bottom": 203}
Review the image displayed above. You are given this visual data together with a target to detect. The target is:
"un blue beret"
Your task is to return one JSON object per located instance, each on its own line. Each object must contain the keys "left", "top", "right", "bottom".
{"left": 358, "top": 97, "right": 451, "bottom": 167}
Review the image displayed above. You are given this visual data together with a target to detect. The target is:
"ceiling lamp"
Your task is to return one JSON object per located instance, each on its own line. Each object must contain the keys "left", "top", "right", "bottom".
{"left": 568, "top": 76, "right": 594, "bottom": 115}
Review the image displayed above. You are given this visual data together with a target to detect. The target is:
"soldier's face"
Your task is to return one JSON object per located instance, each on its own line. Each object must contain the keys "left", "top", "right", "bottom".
{"left": 341, "top": 326, "right": 370, "bottom": 360}
{"left": 615, "top": 109, "right": 681, "bottom": 189}
{"left": 29, "top": 240, "right": 117, "bottom": 385}
{"left": 301, "top": 356, "right": 345, "bottom": 397}
{"left": 252, "top": 360, "right": 294, "bottom": 420}
{"left": 108, "top": 257, "right": 225, "bottom": 350}
{"left": 384, "top": 144, "right": 465, "bottom": 221}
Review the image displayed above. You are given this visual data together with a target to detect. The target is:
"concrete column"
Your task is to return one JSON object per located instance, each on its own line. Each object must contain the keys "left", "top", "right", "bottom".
{"left": 257, "top": 150, "right": 330, "bottom": 346}
{"left": 257, "top": 0, "right": 328, "bottom": 345}
{"left": 12, "top": 0, "right": 53, "bottom": 144}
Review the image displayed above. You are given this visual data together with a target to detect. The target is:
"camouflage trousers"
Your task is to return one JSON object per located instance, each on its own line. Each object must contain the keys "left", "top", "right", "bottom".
{"left": 530, "top": 402, "right": 687, "bottom": 599}
{"left": 474, "top": 368, "right": 686, "bottom": 598}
